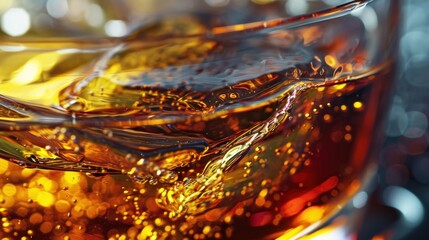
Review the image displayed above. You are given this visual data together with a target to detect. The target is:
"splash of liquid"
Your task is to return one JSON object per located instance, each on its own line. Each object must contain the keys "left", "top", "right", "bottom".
{"left": 0, "top": 3, "right": 374, "bottom": 221}
{"left": 155, "top": 82, "right": 309, "bottom": 219}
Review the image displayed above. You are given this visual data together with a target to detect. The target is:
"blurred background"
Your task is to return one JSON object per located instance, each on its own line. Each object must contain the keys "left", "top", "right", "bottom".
{"left": 357, "top": 0, "right": 429, "bottom": 239}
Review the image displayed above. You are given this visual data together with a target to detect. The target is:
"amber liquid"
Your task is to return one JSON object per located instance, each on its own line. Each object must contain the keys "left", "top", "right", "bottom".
{"left": 0, "top": 14, "right": 393, "bottom": 240}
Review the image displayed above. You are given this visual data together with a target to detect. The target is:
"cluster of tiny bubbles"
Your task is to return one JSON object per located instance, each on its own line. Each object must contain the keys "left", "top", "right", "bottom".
{"left": 128, "top": 158, "right": 179, "bottom": 185}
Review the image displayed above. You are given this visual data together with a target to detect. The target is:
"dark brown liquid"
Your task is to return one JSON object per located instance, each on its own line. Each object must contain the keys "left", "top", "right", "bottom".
{"left": 0, "top": 13, "right": 394, "bottom": 240}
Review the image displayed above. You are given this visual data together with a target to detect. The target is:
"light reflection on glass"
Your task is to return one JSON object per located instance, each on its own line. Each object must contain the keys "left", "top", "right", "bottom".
{"left": 352, "top": 191, "right": 368, "bottom": 209}
{"left": 351, "top": 6, "right": 378, "bottom": 32}
{"left": 382, "top": 186, "right": 424, "bottom": 239}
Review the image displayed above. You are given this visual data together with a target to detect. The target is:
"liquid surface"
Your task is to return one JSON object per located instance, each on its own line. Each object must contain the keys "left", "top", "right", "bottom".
{"left": 0, "top": 11, "right": 393, "bottom": 240}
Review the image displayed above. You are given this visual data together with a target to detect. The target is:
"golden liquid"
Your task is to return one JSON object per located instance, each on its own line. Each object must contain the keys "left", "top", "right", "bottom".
{"left": 0, "top": 15, "right": 393, "bottom": 239}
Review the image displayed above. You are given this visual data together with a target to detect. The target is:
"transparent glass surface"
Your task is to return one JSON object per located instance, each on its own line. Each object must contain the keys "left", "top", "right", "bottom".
{"left": 0, "top": 0, "right": 399, "bottom": 239}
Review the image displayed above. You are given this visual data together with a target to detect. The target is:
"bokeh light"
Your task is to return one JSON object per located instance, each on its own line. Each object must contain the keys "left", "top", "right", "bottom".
{"left": 104, "top": 19, "right": 127, "bottom": 37}
{"left": 1, "top": 8, "right": 31, "bottom": 36}
{"left": 46, "top": 0, "right": 69, "bottom": 19}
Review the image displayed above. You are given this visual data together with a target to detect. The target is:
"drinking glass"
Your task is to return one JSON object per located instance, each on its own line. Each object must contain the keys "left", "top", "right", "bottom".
{"left": 0, "top": 0, "right": 399, "bottom": 239}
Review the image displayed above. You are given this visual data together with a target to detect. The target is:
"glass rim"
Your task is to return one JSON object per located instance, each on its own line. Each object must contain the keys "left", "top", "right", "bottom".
{"left": 0, "top": 0, "right": 372, "bottom": 49}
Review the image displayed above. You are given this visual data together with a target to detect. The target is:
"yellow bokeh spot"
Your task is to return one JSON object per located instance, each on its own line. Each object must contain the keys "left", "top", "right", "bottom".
{"left": 21, "top": 168, "right": 36, "bottom": 178}
{"left": 2, "top": 183, "right": 16, "bottom": 197}
{"left": 353, "top": 101, "right": 363, "bottom": 109}
{"left": 28, "top": 187, "right": 41, "bottom": 200}
{"left": 154, "top": 218, "right": 163, "bottom": 226}
{"left": 334, "top": 83, "right": 346, "bottom": 90}
{"left": 36, "top": 191, "right": 55, "bottom": 207}
{"left": 294, "top": 206, "right": 325, "bottom": 225}
{"left": 203, "top": 226, "right": 211, "bottom": 235}
{"left": 37, "top": 177, "right": 54, "bottom": 191}
{"left": 0, "top": 160, "right": 9, "bottom": 174}
{"left": 259, "top": 188, "right": 268, "bottom": 198}
{"left": 138, "top": 225, "right": 154, "bottom": 240}
{"left": 63, "top": 172, "right": 81, "bottom": 185}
